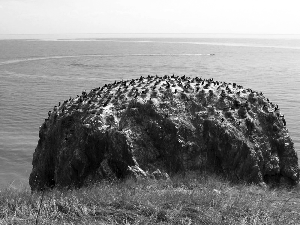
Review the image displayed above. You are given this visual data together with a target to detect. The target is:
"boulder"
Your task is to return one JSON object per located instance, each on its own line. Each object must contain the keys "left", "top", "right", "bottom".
{"left": 29, "top": 75, "right": 299, "bottom": 190}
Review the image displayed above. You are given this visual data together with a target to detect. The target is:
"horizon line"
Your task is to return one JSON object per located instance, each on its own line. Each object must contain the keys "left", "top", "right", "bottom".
{"left": 1, "top": 33, "right": 300, "bottom": 35}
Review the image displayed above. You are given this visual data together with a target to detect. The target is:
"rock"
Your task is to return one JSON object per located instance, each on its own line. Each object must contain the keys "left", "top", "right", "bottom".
{"left": 128, "top": 165, "right": 148, "bottom": 179}
{"left": 29, "top": 75, "right": 299, "bottom": 190}
{"left": 150, "top": 169, "right": 170, "bottom": 181}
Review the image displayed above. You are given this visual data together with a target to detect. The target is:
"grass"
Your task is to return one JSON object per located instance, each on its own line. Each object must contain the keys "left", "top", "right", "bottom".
{"left": 1, "top": 172, "right": 300, "bottom": 224}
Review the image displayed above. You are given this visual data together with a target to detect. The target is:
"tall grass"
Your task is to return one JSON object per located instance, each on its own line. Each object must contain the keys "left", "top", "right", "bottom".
{"left": 1, "top": 172, "right": 300, "bottom": 224}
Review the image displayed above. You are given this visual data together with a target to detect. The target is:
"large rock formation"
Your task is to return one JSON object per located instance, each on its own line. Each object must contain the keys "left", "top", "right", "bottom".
{"left": 29, "top": 75, "right": 299, "bottom": 190}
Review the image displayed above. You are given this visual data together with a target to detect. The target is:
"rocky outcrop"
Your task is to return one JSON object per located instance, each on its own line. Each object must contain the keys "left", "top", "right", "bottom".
{"left": 29, "top": 75, "right": 299, "bottom": 190}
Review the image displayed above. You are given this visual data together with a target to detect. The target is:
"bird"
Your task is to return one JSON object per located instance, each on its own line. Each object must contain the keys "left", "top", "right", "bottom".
{"left": 282, "top": 117, "right": 286, "bottom": 126}
{"left": 166, "top": 81, "right": 170, "bottom": 88}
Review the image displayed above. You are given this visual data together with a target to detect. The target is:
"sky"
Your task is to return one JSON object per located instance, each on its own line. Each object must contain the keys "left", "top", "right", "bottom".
{"left": 0, "top": 0, "right": 300, "bottom": 35}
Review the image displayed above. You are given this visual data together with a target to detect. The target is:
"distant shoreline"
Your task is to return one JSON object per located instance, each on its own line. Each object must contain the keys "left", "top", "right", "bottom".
{"left": 1, "top": 33, "right": 300, "bottom": 40}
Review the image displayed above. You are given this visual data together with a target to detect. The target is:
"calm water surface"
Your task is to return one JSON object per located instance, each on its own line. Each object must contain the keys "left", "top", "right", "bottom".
{"left": 0, "top": 37, "right": 299, "bottom": 189}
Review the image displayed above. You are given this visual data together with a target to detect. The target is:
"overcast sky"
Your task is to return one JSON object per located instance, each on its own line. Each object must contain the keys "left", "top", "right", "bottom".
{"left": 0, "top": 0, "right": 299, "bottom": 35}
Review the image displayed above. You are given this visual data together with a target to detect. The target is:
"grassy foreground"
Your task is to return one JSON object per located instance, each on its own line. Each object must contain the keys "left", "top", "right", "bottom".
{"left": 1, "top": 172, "right": 300, "bottom": 225}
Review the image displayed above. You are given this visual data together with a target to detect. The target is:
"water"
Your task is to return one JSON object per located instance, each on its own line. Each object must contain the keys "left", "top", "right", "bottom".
{"left": 0, "top": 36, "right": 300, "bottom": 189}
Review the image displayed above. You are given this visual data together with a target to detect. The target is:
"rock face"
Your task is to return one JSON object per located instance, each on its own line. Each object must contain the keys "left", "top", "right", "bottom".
{"left": 29, "top": 75, "right": 299, "bottom": 190}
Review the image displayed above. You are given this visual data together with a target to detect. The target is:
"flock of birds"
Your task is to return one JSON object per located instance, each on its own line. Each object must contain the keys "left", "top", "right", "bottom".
{"left": 44, "top": 75, "right": 286, "bottom": 129}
